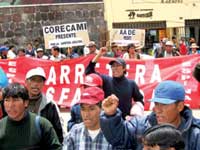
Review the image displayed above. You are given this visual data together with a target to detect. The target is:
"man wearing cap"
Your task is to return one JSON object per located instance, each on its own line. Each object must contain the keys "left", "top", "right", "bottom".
{"left": 86, "top": 41, "right": 99, "bottom": 55}
{"left": 142, "top": 124, "right": 185, "bottom": 150}
{"left": 67, "top": 73, "right": 103, "bottom": 131}
{"left": 36, "top": 48, "right": 49, "bottom": 60}
{"left": 85, "top": 48, "right": 144, "bottom": 119}
{"left": 63, "top": 87, "right": 112, "bottom": 150}
{"left": 100, "top": 80, "right": 200, "bottom": 150}
{"left": 0, "top": 68, "right": 9, "bottom": 119}
{"left": 163, "top": 41, "right": 180, "bottom": 57}
{"left": 25, "top": 67, "right": 63, "bottom": 143}
{"left": 189, "top": 43, "right": 200, "bottom": 54}
{"left": 0, "top": 46, "right": 9, "bottom": 59}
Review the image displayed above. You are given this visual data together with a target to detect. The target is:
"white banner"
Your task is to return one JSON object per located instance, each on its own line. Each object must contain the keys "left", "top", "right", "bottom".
{"left": 43, "top": 22, "right": 90, "bottom": 49}
{"left": 110, "top": 28, "right": 145, "bottom": 47}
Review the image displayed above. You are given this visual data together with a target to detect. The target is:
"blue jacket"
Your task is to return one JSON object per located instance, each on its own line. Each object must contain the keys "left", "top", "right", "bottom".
{"left": 100, "top": 106, "right": 200, "bottom": 150}
{"left": 67, "top": 104, "right": 82, "bottom": 131}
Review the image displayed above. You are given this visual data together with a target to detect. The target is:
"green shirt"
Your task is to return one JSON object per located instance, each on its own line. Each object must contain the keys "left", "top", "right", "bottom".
{"left": 0, "top": 111, "right": 61, "bottom": 150}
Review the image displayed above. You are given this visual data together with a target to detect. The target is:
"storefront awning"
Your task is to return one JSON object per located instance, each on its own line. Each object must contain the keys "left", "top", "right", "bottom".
{"left": 112, "top": 21, "right": 166, "bottom": 29}
{"left": 185, "top": 19, "right": 200, "bottom": 27}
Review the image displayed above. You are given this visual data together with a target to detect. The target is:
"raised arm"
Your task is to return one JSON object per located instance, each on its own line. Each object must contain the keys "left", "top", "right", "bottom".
{"left": 85, "top": 48, "right": 107, "bottom": 75}
{"left": 100, "top": 94, "right": 138, "bottom": 149}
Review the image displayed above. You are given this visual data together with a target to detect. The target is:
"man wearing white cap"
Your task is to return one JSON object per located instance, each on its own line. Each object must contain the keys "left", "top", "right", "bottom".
{"left": 164, "top": 41, "right": 180, "bottom": 57}
{"left": 36, "top": 48, "right": 49, "bottom": 60}
{"left": 25, "top": 67, "right": 63, "bottom": 143}
{"left": 100, "top": 80, "right": 200, "bottom": 150}
{"left": 189, "top": 43, "right": 200, "bottom": 54}
{"left": 86, "top": 41, "right": 99, "bottom": 55}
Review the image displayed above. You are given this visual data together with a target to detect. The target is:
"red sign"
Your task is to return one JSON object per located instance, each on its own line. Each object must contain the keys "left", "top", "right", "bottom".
{"left": 0, "top": 54, "right": 200, "bottom": 110}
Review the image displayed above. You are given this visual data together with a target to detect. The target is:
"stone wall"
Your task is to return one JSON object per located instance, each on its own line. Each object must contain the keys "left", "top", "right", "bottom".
{"left": 0, "top": 2, "right": 107, "bottom": 48}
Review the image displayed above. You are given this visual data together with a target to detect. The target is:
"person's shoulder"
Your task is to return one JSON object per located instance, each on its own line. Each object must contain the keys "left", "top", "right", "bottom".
{"left": 38, "top": 114, "right": 53, "bottom": 128}
{"left": 70, "top": 122, "right": 85, "bottom": 131}
{"left": 127, "top": 78, "right": 137, "bottom": 85}
{"left": 0, "top": 116, "right": 8, "bottom": 124}
{"left": 191, "top": 117, "right": 200, "bottom": 129}
{"left": 67, "top": 123, "right": 85, "bottom": 137}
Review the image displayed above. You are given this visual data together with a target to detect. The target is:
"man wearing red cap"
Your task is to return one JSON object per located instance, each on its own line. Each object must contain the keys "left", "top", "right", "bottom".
{"left": 67, "top": 73, "right": 103, "bottom": 131}
{"left": 63, "top": 87, "right": 112, "bottom": 150}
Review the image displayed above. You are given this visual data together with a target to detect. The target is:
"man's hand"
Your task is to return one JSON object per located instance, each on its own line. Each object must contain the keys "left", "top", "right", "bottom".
{"left": 102, "top": 94, "right": 119, "bottom": 116}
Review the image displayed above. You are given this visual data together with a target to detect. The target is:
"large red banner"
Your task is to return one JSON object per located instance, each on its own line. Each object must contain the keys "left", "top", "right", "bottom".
{"left": 0, "top": 54, "right": 200, "bottom": 110}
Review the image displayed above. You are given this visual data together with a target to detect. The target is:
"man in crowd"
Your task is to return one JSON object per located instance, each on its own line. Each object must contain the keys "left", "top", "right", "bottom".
{"left": 100, "top": 80, "right": 200, "bottom": 150}
{"left": 143, "top": 124, "right": 185, "bottom": 150}
{"left": 63, "top": 86, "right": 112, "bottom": 150}
{"left": 0, "top": 82, "right": 61, "bottom": 150}
{"left": 0, "top": 46, "right": 9, "bottom": 59}
{"left": 85, "top": 48, "right": 144, "bottom": 119}
{"left": 35, "top": 48, "right": 49, "bottom": 59}
{"left": 25, "top": 67, "right": 63, "bottom": 143}
{"left": 49, "top": 46, "right": 66, "bottom": 61}
{"left": 86, "top": 41, "right": 99, "bottom": 55}
{"left": 67, "top": 73, "right": 103, "bottom": 131}
{"left": 0, "top": 68, "right": 8, "bottom": 119}
{"left": 163, "top": 41, "right": 180, "bottom": 57}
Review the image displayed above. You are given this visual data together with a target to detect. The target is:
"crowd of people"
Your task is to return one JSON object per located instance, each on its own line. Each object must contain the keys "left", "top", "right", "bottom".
{"left": 0, "top": 36, "right": 200, "bottom": 150}
{"left": 0, "top": 36, "right": 200, "bottom": 61}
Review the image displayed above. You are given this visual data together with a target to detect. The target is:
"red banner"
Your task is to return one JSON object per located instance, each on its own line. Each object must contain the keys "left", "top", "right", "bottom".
{"left": 0, "top": 55, "right": 200, "bottom": 110}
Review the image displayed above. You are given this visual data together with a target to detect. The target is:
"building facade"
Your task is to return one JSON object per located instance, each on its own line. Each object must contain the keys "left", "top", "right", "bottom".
{"left": 104, "top": 0, "right": 200, "bottom": 49}
{"left": 0, "top": 1, "right": 106, "bottom": 48}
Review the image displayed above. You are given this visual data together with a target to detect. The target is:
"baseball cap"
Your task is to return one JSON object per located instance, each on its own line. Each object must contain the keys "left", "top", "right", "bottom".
{"left": 87, "top": 41, "right": 96, "bottom": 47}
{"left": 82, "top": 73, "right": 103, "bottom": 87}
{"left": 0, "top": 68, "right": 8, "bottom": 88}
{"left": 190, "top": 43, "right": 199, "bottom": 49}
{"left": 193, "top": 63, "right": 200, "bottom": 82}
{"left": 150, "top": 80, "right": 185, "bottom": 104}
{"left": 79, "top": 87, "right": 104, "bottom": 105}
{"left": 109, "top": 58, "right": 126, "bottom": 67}
{"left": 36, "top": 48, "right": 44, "bottom": 52}
{"left": 25, "top": 67, "right": 46, "bottom": 81}
{"left": 165, "top": 41, "right": 173, "bottom": 46}
{"left": 0, "top": 46, "right": 9, "bottom": 52}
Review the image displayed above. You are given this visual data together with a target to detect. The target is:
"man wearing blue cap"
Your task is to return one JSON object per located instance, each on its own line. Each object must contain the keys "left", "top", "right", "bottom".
{"left": 0, "top": 46, "right": 9, "bottom": 59}
{"left": 100, "top": 80, "right": 200, "bottom": 150}
{"left": 0, "top": 68, "right": 8, "bottom": 119}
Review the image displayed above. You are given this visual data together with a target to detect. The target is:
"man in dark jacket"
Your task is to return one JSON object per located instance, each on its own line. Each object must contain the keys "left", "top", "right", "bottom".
{"left": 85, "top": 48, "right": 144, "bottom": 120}
{"left": 25, "top": 67, "right": 63, "bottom": 143}
{"left": 100, "top": 80, "right": 200, "bottom": 150}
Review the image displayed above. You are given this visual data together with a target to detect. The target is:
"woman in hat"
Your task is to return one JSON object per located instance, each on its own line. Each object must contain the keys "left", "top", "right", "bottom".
{"left": 189, "top": 43, "right": 200, "bottom": 54}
